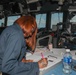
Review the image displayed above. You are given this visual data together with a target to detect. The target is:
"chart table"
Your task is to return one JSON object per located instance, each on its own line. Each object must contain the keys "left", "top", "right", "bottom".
{"left": 44, "top": 60, "right": 76, "bottom": 75}
{"left": 26, "top": 48, "right": 76, "bottom": 75}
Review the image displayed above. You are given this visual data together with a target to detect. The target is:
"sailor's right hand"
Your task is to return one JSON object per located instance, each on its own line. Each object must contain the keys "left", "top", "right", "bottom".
{"left": 38, "top": 58, "right": 48, "bottom": 69}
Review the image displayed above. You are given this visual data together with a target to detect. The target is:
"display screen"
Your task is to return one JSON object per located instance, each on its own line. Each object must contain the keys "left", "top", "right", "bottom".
{"left": 71, "top": 23, "right": 76, "bottom": 33}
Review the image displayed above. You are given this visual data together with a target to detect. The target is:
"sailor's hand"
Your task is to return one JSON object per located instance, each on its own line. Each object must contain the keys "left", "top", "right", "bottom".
{"left": 22, "top": 58, "right": 33, "bottom": 63}
{"left": 38, "top": 58, "right": 48, "bottom": 69}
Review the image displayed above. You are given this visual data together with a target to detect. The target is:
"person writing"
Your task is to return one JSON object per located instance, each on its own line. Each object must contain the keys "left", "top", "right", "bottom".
{"left": 0, "top": 15, "right": 48, "bottom": 75}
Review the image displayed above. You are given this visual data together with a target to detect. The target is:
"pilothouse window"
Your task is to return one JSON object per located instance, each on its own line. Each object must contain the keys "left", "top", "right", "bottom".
{"left": 0, "top": 18, "right": 4, "bottom": 27}
{"left": 36, "top": 14, "right": 46, "bottom": 29}
{"left": 51, "top": 12, "right": 63, "bottom": 29}
{"left": 70, "top": 15, "right": 76, "bottom": 22}
{"left": 7, "top": 16, "right": 20, "bottom": 26}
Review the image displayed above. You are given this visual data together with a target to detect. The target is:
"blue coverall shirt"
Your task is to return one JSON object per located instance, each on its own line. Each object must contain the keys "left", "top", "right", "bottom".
{"left": 0, "top": 23, "right": 39, "bottom": 75}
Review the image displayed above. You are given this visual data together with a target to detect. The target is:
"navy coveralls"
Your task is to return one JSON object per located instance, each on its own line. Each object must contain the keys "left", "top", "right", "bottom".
{"left": 0, "top": 23, "right": 39, "bottom": 75}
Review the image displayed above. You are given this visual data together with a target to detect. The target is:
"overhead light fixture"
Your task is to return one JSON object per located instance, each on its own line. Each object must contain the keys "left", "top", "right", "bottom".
{"left": 58, "top": 0, "right": 64, "bottom": 5}
{"left": 26, "top": 0, "right": 39, "bottom": 4}
{"left": 68, "top": 6, "right": 76, "bottom": 11}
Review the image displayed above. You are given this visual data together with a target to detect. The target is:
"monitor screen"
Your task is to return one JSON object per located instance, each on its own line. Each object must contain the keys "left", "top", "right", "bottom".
{"left": 39, "top": 37, "right": 49, "bottom": 46}
{"left": 36, "top": 35, "right": 52, "bottom": 46}
{"left": 71, "top": 23, "right": 76, "bottom": 33}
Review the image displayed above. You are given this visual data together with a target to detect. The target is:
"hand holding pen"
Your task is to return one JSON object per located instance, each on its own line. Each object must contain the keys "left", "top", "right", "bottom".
{"left": 38, "top": 52, "right": 48, "bottom": 69}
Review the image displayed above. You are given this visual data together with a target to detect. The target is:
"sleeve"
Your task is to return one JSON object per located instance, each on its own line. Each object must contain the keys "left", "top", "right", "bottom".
{"left": 2, "top": 32, "right": 39, "bottom": 75}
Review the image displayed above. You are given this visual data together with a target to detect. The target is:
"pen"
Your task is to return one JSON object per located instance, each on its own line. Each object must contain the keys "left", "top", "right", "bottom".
{"left": 48, "top": 60, "right": 53, "bottom": 62}
{"left": 41, "top": 52, "right": 44, "bottom": 58}
{"left": 48, "top": 55, "right": 57, "bottom": 59}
